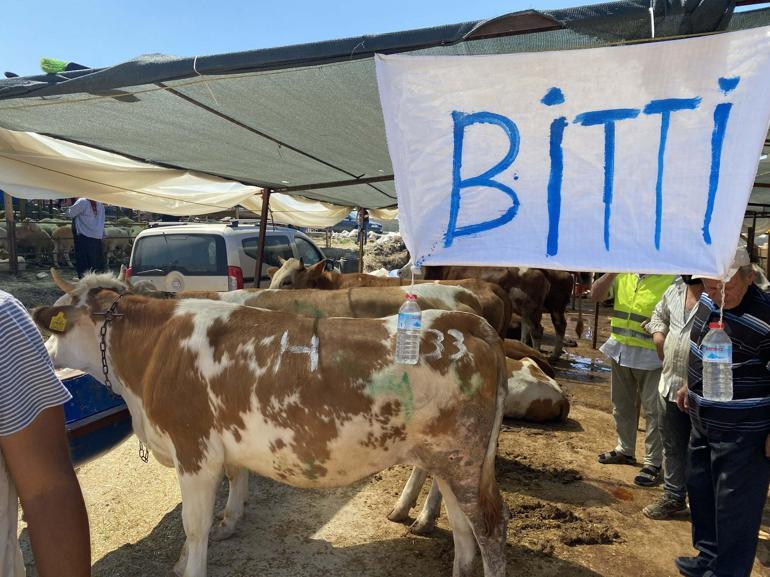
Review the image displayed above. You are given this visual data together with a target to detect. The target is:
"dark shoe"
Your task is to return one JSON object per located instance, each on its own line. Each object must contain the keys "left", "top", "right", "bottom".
{"left": 642, "top": 494, "right": 687, "bottom": 519}
{"left": 634, "top": 465, "right": 662, "bottom": 487}
{"left": 597, "top": 450, "right": 635, "bottom": 465}
{"left": 675, "top": 555, "right": 710, "bottom": 577}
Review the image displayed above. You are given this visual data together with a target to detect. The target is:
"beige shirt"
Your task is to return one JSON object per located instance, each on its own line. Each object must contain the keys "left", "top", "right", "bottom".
{"left": 646, "top": 278, "right": 700, "bottom": 400}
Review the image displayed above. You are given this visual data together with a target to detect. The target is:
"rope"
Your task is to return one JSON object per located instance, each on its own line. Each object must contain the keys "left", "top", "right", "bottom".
{"left": 719, "top": 280, "right": 726, "bottom": 325}
{"left": 193, "top": 55, "right": 220, "bottom": 106}
{"left": 649, "top": 2, "right": 656, "bottom": 39}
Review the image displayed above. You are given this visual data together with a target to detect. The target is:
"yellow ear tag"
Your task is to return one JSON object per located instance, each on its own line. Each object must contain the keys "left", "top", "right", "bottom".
{"left": 49, "top": 312, "right": 67, "bottom": 332}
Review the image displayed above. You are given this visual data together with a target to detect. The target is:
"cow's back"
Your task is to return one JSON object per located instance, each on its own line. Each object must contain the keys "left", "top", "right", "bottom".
{"left": 218, "top": 285, "right": 481, "bottom": 319}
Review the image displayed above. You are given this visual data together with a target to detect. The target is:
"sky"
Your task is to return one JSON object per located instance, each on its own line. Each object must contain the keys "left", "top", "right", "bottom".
{"left": 1, "top": 0, "right": 597, "bottom": 77}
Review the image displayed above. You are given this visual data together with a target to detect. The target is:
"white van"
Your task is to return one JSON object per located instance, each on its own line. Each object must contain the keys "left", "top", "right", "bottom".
{"left": 126, "top": 222, "right": 326, "bottom": 292}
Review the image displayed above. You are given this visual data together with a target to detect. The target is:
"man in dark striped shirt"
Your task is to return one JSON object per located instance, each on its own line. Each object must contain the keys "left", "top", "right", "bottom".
{"left": 675, "top": 247, "right": 770, "bottom": 577}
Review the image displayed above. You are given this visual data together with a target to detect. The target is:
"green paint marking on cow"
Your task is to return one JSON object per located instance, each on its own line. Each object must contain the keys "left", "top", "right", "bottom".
{"left": 291, "top": 300, "right": 327, "bottom": 318}
{"left": 365, "top": 372, "right": 413, "bottom": 420}
{"left": 459, "top": 372, "right": 482, "bottom": 399}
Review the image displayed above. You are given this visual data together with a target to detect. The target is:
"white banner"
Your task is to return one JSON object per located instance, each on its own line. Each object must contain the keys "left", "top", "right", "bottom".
{"left": 376, "top": 26, "right": 770, "bottom": 277}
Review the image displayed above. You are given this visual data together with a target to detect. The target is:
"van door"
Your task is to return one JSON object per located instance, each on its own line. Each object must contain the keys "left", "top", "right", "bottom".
{"left": 130, "top": 233, "right": 229, "bottom": 292}
{"left": 241, "top": 235, "right": 294, "bottom": 287}
{"left": 294, "top": 236, "right": 324, "bottom": 265}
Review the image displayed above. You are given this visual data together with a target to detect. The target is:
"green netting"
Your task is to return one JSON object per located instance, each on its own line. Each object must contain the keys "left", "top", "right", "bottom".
{"left": 0, "top": 1, "right": 765, "bottom": 209}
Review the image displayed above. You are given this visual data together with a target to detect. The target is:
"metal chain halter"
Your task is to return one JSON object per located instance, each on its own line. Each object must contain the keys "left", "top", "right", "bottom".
{"left": 92, "top": 293, "right": 149, "bottom": 463}
{"left": 93, "top": 294, "right": 125, "bottom": 393}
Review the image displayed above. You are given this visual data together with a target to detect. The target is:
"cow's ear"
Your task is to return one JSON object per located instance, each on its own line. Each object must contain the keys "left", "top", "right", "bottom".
{"left": 308, "top": 259, "right": 326, "bottom": 279}
{"left": 266, "top": 266, "right": 279, "bottom": 279}
{"left": 32, "top": 305, "right": 82, "bottom": 334}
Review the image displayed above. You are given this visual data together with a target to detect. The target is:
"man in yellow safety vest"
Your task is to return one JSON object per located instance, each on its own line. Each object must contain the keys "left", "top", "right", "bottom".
{"left": 591, "top": 273, "right": 675, "bottom": 486}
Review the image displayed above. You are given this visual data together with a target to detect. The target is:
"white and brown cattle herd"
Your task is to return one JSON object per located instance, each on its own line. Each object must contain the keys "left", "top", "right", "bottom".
{"left": 35, "top": 261, "right": 575, "bottom": 577}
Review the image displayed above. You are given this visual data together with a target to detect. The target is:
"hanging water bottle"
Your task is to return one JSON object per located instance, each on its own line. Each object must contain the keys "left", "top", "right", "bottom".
{"left": 395, "top": 294, "right": 422, "bottom": 364}
{"left": 701, "top": 321, "right": 733, "bottom": 401}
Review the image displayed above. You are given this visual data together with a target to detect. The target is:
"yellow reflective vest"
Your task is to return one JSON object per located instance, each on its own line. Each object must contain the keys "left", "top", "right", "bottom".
{"left": 611, "top": 274, "right": 675, "bottom": 350}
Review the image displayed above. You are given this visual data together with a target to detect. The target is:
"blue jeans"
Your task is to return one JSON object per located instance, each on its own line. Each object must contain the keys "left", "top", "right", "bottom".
{"left": 686, "top": 420, "right": 770, "bottom": 577}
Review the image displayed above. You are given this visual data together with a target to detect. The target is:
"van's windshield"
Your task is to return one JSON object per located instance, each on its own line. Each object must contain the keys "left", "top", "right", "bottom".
{"left": 132, "top": 234, "right": 227, "bottom": 276}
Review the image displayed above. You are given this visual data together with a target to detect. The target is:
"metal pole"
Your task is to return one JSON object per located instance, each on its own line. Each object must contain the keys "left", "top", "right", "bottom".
{"left": 591, "top": 301, "right": 600, "bottom": 350}
{"left": 254, "top": 189, "right": 271, "bottom": 288}
{"left": 357, "top": 207, "right": 365, "bottom": 273}
{"left": 3, "top": 191, "right": 18, "bottom": 276}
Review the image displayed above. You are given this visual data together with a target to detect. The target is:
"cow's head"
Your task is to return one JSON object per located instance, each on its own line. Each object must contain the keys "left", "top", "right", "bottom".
{"left": 32, "top": 268, "right": 130, "bottom": 379}
{"left": 268, "top": 257, "right": 327, "bottom": 289}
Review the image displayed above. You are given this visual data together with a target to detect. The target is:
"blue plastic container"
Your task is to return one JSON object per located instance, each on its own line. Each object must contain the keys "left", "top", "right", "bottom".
{"left": 59, "top": 370, "right": 133, "bottom": 467}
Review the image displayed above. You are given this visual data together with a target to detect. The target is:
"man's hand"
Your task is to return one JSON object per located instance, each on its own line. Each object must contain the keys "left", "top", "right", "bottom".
{"left": 765, "top": 434, "right": 770, "bottom": 459}
{"left": 676, "top": 385, "right": 689, "bottom": 412}
{"left": 652, "top": 332, "right": 665, "bottom": 361}
{"left": 590, "top": 273, "right": 618, "bottom": 303}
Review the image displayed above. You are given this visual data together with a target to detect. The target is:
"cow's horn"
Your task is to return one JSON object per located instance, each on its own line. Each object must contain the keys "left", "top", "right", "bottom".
{"left": 117, "top": 264, "right": 127, "bottom": 282}
{"left": 50, "top": 268, "right": 76, "bottom": 293}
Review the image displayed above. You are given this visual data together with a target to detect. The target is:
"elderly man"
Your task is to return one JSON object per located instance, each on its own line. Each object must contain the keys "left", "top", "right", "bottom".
{"left": 675, "top": 247, "right": 770, "bottom": 577}
{"left": 592, "top": 272, "right": 675, "bottom": 486}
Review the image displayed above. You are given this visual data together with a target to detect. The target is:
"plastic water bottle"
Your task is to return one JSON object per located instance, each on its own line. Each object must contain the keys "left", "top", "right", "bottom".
{"left": 701, "top": 321, "right": 733, "bottom": 401}
{"left": 395, "top": 294, "right": 421, "bottom": 364}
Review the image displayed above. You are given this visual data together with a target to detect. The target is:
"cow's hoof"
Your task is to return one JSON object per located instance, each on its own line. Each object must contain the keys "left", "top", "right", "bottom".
{"left": 409, "top": 518, "right": 436, "bottom": 536}
{"left": 210, "top": 521, "right": 237, "bottom": 541}
{"left": 387, "top": 508, "right": 411, "bottom": 523}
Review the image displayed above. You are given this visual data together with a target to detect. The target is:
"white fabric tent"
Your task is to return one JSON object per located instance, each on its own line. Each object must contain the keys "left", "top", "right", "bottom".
{"left": 0, "top": 127, "right": 366, "bottom": 228}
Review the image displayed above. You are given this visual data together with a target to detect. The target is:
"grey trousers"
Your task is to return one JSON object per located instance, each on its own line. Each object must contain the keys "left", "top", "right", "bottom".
{"left": 610, "top": 361, "right": 663, "bottom": 467}
{"left": 658, "top": 393, "right": 692, "bottom": 501}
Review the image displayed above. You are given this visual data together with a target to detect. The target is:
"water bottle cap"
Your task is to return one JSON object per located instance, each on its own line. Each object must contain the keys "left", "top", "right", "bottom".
{"left": 405, "top": 293, "right": 417, "bottom": 300}
{"left": 708, "top": 321, "right": 724, "bottom": 330}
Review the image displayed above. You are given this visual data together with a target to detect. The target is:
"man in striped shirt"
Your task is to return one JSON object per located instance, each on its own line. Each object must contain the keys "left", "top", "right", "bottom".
{"left": 0, "top": 290, "right": 91, "bottom": 577}
{"left": 675, "top": 247, "right": 770, "bottom": 577}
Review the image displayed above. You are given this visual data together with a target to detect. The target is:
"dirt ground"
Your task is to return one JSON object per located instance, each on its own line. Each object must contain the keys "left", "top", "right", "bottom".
{"left": 5, "top": 274, "right": 770, "bottom": 577}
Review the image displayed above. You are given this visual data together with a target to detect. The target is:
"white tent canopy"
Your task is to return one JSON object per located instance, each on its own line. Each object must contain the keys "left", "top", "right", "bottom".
{"left": 0, "top": 127, "right": 364, "bottom": 228}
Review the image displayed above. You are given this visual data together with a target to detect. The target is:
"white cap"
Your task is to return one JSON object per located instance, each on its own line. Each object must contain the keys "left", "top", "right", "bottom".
{"left": 692, "top": 246, "right": 751, "bottom": 281}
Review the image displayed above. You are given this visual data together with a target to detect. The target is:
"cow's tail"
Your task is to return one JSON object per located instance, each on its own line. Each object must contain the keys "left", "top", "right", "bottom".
{"left": 479, "top": 325, "right": 507, "bottom": 537}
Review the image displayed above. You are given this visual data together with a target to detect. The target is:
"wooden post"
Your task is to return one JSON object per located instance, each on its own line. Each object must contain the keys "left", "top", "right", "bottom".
{"left": 254, "top": 189, "right": 271, "bottom": 288}
{"left": 357, "top": 208, "right": 365, "bottom": 273}
{"left": 3, "top": 191, "right": 18, "bottom": 276}
{"left": 747, "top": 213, "right": 757, "bottom": 262}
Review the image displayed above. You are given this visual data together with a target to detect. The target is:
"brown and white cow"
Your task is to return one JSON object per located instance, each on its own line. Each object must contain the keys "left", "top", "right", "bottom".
{"left": 37, "top": 272, "right": 508, "bottom": 577}
{"left": 182, "top": 282, "right": 484, "bottom": 320}
{"left": 268, "top": 258, "right": 511, "bottom": 336}
{"left": 422, "top": 266, "right": 549, "bottom": 350}
{"left": 388, "top": 355, "right": 569, "bottom": 535}
{"left": 421, "top": 266, "right": 575, "bottom": 360}
{"left": 502, "top": 338, "right": 555, "bottom": 378}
